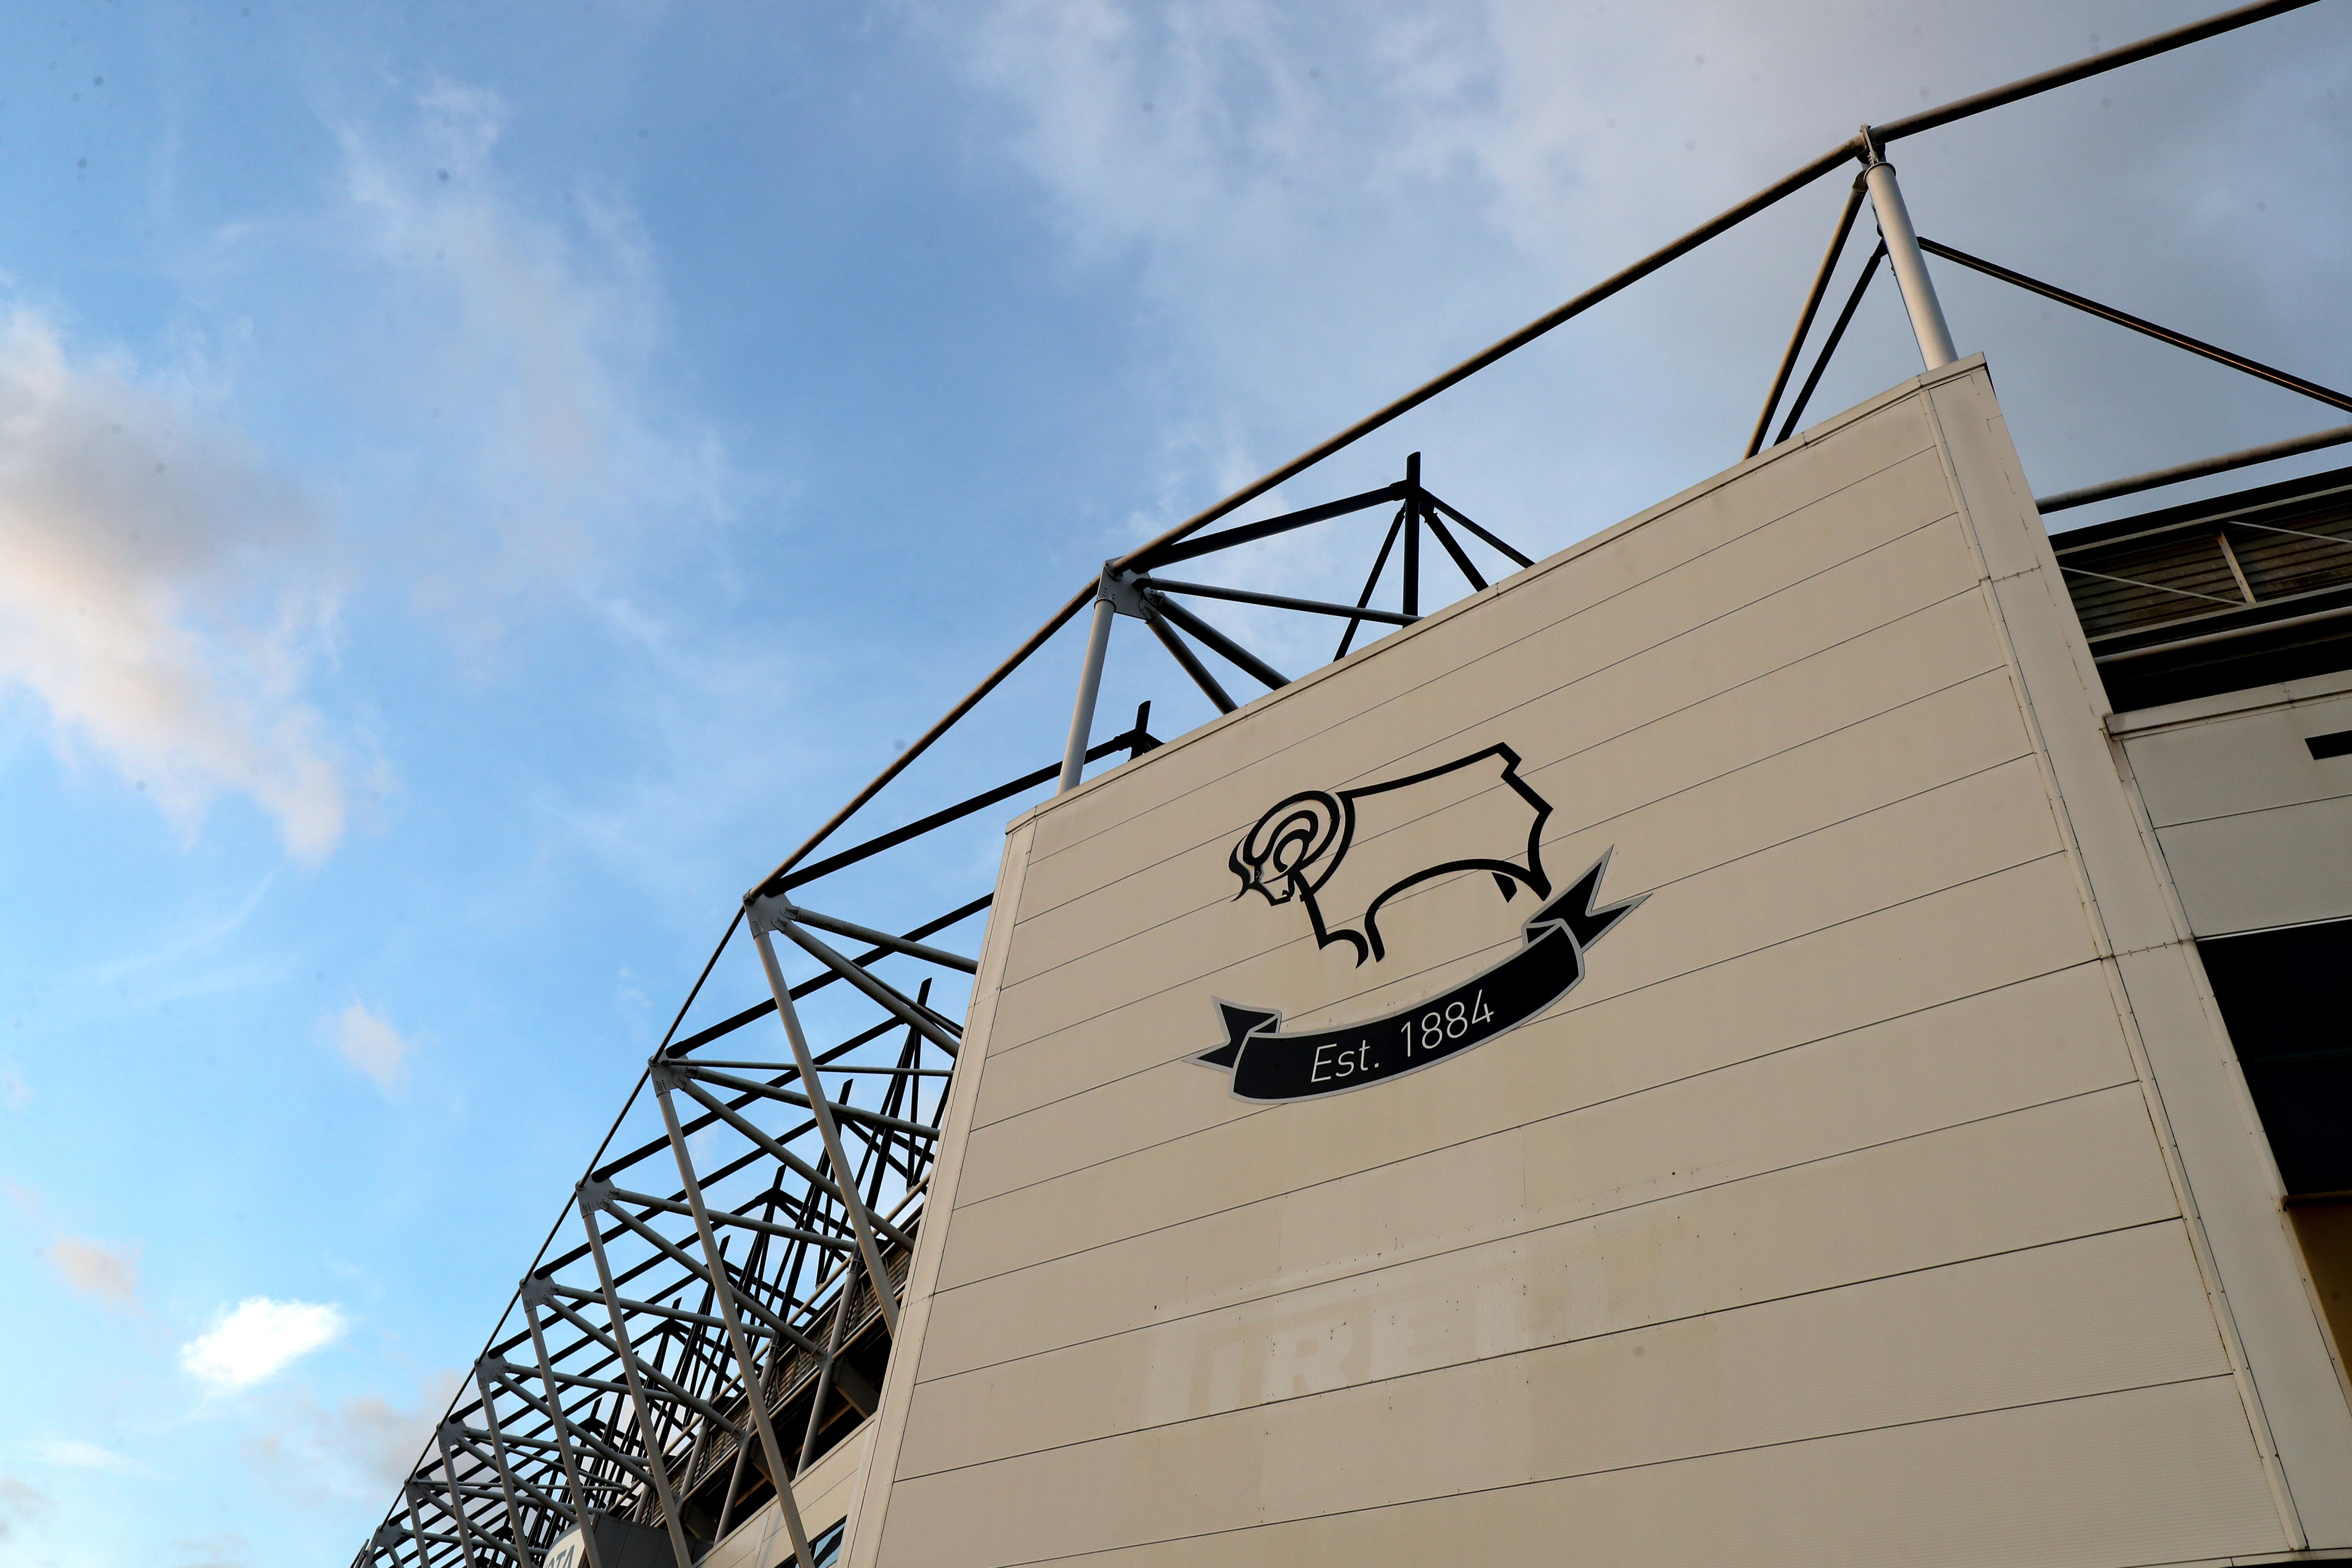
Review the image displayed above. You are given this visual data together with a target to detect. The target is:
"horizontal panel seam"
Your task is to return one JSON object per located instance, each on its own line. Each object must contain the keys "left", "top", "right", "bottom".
{"left": 959, "top": 892, "right": 2079, "bottom": 1212}
{"left": 972, "top": 815, "right": 2062, "bottom": 1148}
{"left": 999, "top": 628, "right": 2009, "bottom": 1019}
{"left": 998, "top": 566, "right": 1988, "bottom": 1001}
{"left": 971, "top": 729, "right": 2038, "bottom": 1139}
{"left": 2148, "top": 794, "right": 2352, "bottom": 833}
{"left": 931, "top": 1073, "right": 2151, "bottom": 1310}
{"left": 915, "top": 1374, "right": 2244, "bottom": 1568}
{"left": 1017, "top": 497, "right": 1966, "bottom": 899}
{"left": 898, "top": 1216, "right": 2194, "bottom": 1452}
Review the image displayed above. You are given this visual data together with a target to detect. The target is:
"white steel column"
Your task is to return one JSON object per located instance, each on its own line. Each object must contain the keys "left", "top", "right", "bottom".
{"left": 649, "top": 1070, "right": 820, "bottom": 1568}
{"left": 797, "top": 1246, "right": 860, "bottom": 1472}
{"left": 517, "top": 1293, "right": 609, "bottom": 1568}
{"left": 747, "top": 914, "right": 903, "bottom": 1339}
{"left": 467, "top": 1363, "right": 539, "bottom": 1568}
{"left": 575, "top": 1193, "right": 699, "bottom": 1568}
{"left": 1860, "top": 131, "right": 1957, "bottom": 370}
{"left": 1058, "top": 577, "right": 1117, "bottom": 793}
{"left": 401, "top": 1484, "right": 439, "bottom": 1568}
{"left": 425, "top": 1425, "right": 494, "bottom": 1568}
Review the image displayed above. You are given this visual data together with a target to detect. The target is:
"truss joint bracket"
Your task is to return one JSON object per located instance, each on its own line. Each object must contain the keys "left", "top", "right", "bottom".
{"left": 1099, "top": 564, "right": 1150, "bottom": 620}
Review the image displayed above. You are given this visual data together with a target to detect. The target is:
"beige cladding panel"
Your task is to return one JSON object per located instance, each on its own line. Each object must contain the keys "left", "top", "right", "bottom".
{"left": 1016, "top": 402, "right": 1949, "bottom": 880}
{"left": 857, "top": 368, "right": 2301, "bottom": 1568}
{"left": 952, "top": 683, "right": 2053, "bottom": 1210}
{"left": 879, "top": 1227, "right": 2243, "bottom": 1568}
{"left": 972, "top": 584, "right": 2014, "bottom": 1133}
{"left": 2123, "top": 682, "right": 2352, "bottom": 828}
{"left": 893, "top": 1381, "right": 2283, "bottom": 1568}
{"left": 915, "top": 1078, "right": 2171, "bottom": 1387}
{"left": 1005, "top": 490, "right": 1978, "bottom": 962}
{"left": 2153, "top": 793, "right": 2352, "bottom": 935}
{"left": 1928, "top": 372, "right": 2352, "bottom": 1541}
{"left": 898, "top": 1006, "right": 2164, "bottom": 1486}
{"left": 995, "top": 624, "right": 1992, "bottom": 1070}
{"left": 1013, "top": 561, "right": 1999, "bottom": 966}
{"left": 2119, "top": 683, "right": 2352, "bottom": 936}
{"left": 994, "top": 576, "right": 2009, "bottom": 1065}
{"left": 935, "top": 758, "right": 2079, "bottom": 1300}
{"left": 940, "top": 850, "right": 2105, "bottom": 1300}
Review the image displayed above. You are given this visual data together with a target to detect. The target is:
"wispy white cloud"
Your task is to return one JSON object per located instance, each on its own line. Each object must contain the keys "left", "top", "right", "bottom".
{"left": 241, "top": 1370, "right": 458, "bottom": 1504}
{"left": 4, "top": 73, "right": 726, "bottom": 872}
{"left": 42, "top": 1234, "right": 142, "bottom": 1309}
{"left": 23, "top": 1437, "right": 143, "bottom": 1475}
{"left": 331, "top": 1001, "right": 413, "bottom": 1095}
{"left": 0, "top": 307, "right": 349, "bottom": 858}
{"left": 925, "top": 0, "right": 2352, "bottom": 551}
{"left": 180, "top": 1297, "right": 348, "bottom": 1389}
{"left": 321, "top": 80, "right": 730, "bottom": 640}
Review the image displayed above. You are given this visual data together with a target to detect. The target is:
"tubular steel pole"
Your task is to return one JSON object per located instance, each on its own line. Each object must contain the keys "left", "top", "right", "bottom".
{"left": 2037, "top": 422, "right": 2352, "bottom": 514}
{"left": 401, "top": 1486, "right": 438, "bottom": 1568}
{"left": 468, "top": 1363, "right": 540, "bottom": 1568}
{"left": 518, "top": 1292, "right": 608, "bottom": 1568}
{"left": 1336, "top": 511, "right": 1405, "bottom": 661}
{"left": 1860, "top": 136, "right": 1956, "bottom": 370}
{"left": 575, "top": 1196, "right": 699, "bottom": 1568}
{"left": 650, "top": 1074, "right": 821, "bottom": 1568}
{"left": 1872, "top": 0, "right": 2321, "bottom": 144}
{"left": 797, "top": 1249, "right": 861, "bottom": 1472}
{"left": 1774, "top": 244, "right": 1886, "bottom": 445}
{"left": 749, "top": 918, "right": 903, "bottom": 1340}
{"left": 1148, "top": 596, "right": 1289, "bottom": 691}
{"left": 1058, "top": 588, "right": 1116, "bottom": 794}
{"left": 421, "top": 1436, "right": 487, "bottom": 1568}
{"left": 1748, "top": 177, "right": 1869, "bottom": 457}
{"left": 712, "top": 1440, "right": 753, "bottom": 1543}
{"left": 1141, "top": 602, "right": 1237, "bottom": 713}
{"left": 740, "top": 0, "right": 2317, "bottom": 892}
{"left": 781, "top": 906, "right": 978, "bottom": 973}
{"left": 757, "top": 584, "right": 1095, "bottom": 891}
{"left": 1915, "top": 237, "right": 2352, "bottom": 415}
{"left": 1402, "top": 453, "right": 1422, "bottom": 619}
{"left": 771, "top": 915, "right": 961, "bottom": 1061}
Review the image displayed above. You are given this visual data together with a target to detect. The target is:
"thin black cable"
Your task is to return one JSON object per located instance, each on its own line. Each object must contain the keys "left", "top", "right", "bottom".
{"left": 1108, "top": 0, "right": 2320, "bottom": 575}
{"left": 1336, "top": 510, "right": 1407, "bottom": 661}
{"left": 1919, "top": 237, "right": 2352, "bottom": 415}
{"left": 1749, "top": 179, "right": 1869, "bottom": 459}
{"left": 1776, "top": 244, "right": 1887, "bottom": 446}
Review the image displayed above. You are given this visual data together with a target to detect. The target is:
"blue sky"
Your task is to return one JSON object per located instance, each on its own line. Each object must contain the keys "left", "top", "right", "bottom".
{"left": 1, "top": 2, "right": 2346, "bottom": 1563}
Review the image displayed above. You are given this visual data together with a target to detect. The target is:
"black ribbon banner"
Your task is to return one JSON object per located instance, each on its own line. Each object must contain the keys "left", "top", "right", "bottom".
{"left": 1194, "top": 852, "right": 1644, "bottom": 1102}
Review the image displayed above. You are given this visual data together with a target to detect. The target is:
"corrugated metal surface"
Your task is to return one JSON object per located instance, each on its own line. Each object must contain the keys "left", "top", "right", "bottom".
{"left": 2053, "top": 471, "right": 2352, "bottom": 644}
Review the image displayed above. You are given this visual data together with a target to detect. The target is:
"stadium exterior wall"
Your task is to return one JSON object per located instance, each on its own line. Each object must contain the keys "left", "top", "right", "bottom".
{"left": 744, "top": 359, "right": 2352, "bottom": 1567}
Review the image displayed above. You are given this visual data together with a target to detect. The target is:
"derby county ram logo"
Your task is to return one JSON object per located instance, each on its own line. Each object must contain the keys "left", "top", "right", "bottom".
{"left": 1200, "top": 743, "right": 1644, "bottom": 1102}
{"left": 1229, "top": 743, "right": 1554, "bottom": 965}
